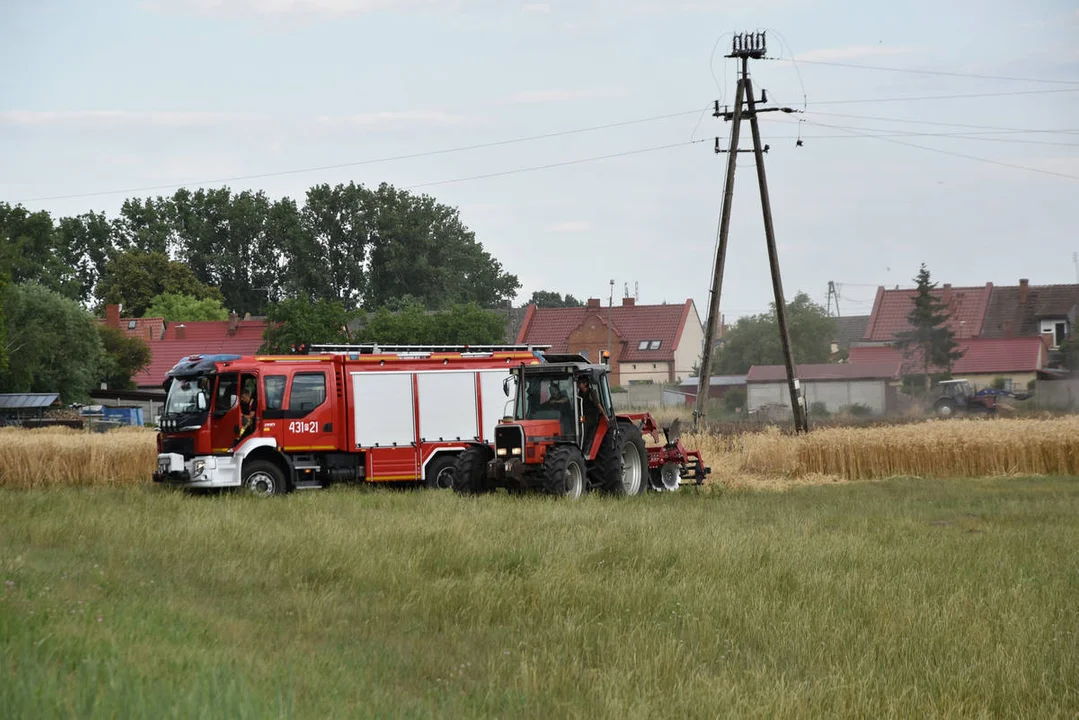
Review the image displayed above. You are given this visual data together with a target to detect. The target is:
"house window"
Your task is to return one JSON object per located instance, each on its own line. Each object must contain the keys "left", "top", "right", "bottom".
{"left": 1040, "top": 318, "right": 1068, "bottom": 349}
{"left": 127, "top": 320, "right": 137, "bottom": 330}
{"left": 637, "top": 340, "right": 649, "bottom": 350}
{"left": 649, "top": 340, "right": 661, "bottom": 350}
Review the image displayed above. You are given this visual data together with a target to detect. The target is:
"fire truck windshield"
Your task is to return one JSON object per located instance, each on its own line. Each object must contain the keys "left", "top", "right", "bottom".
{"left": 164, "top": 376, "right": 210, "bottom": 416}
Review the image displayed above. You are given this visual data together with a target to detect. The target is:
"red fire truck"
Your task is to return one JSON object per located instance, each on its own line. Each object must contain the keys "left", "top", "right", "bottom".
{"left": 151, "top": 344, "right": 548, "bottom": 496}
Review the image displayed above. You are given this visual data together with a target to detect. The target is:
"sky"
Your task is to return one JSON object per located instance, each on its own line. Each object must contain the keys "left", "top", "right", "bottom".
{"left": 1, "top": 0, "right": 1077, "bottom": 325}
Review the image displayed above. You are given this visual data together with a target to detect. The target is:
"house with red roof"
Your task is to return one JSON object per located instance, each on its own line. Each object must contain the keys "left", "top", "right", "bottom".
{"left": 746, "top": 361, "right": 903, "bottom": 415}
{"left": 852, "top": 277, "right": 1076, "bottom": 388}
{"left": 515, "top": 297, "right": 704, "bottom": 387}
{"left": 101, "top": 304, "right": 270, "bottom": 390}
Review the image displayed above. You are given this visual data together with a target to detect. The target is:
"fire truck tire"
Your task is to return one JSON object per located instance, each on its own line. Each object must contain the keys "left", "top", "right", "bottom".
{"left": 242, "top": 460, "right": 289, "bottom": 498}
{"left": 452, "top": 446, "right": 492, "bottom": 495}
{"left": 543, "top": 445, "right": 586, "bottom": 499}
{"left": 424, "top": 454, "right": 458, "bottom": 490}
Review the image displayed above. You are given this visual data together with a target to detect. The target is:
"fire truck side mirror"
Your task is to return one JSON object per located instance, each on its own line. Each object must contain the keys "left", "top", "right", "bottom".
{"left": 503, "top": 377, "right": 514, "bottom": 397}
{"left": 196, "top": 392, "right": 208, "bottom": 412}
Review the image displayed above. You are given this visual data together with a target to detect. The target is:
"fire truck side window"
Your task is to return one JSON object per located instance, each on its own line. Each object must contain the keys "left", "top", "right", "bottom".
{"left": 263, "top": 376, "right": 286, "bottom": 411}
{"left": 289, "top": 373, "right": 326, "bottom": 413}
{"left": 214, "top": 374, "right": 239, "bottom": 415}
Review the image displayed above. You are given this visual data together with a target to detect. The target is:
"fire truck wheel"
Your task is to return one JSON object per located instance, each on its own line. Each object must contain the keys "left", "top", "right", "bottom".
{"left": 453, "top": 446, "right": 492, "bottom": 495}
{"left": 543, "top": 445, "right": 586, "bottom": 499}
{"left": 242, "top": 460, "right": 288, "bottom": 498}
{"left": 424, "top": 455, "right": 458, "bottom": 490}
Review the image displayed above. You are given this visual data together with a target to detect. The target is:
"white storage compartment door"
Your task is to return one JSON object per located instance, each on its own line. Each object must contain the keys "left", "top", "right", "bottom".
{"left": 416, "top": 371, "right": 478, "bottom": 442}
{"left": 351, "top": 372, "right": 416, "bottom": 447}
{"left": 479, "top": 369, "right": 515, "bottom": 443}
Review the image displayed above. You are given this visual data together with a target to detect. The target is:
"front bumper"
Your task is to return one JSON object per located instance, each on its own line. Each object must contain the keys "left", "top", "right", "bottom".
{"left": 152, "top": 453, "right": 240, "bottom": 489}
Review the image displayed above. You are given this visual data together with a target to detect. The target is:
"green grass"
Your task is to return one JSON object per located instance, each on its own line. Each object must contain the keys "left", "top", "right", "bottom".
{"left": 1, "top": 479, "right": 1077, "bottom": 719}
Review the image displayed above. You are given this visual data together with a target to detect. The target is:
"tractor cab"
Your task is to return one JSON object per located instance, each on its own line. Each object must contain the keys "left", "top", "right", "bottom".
{"left": 511, "top": 363, "right": 615, "bottom": 451}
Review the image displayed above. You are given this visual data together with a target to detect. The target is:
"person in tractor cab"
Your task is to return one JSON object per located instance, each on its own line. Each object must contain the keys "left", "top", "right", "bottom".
{"left": 577, "top": 375, "right": 608, "bottom": 450}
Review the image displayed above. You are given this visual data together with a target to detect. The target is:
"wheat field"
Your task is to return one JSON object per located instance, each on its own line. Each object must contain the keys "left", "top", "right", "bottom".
{"left": 3, "top": 417, "right": 1079, "bottom": 490}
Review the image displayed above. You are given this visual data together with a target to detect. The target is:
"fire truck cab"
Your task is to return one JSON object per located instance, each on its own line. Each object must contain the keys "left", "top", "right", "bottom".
{"left": 152, "top": 344, "right": 547, "bottom": 496}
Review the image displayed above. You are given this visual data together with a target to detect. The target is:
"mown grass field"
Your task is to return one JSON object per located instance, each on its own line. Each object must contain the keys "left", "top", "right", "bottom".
{"left": 2, "top": 479, "right": 1077, "bottom": 718}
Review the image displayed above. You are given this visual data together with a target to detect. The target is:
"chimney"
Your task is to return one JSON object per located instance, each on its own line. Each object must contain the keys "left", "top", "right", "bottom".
{"left": 622, "top": 297, "right": 635, "bottom": 307}
{"left": 175, "top": 323, "right": 186, "bottom": 340}
{"left": 228, "top": 311, "right": 239, "bottom": 335}
{"left": 1019, "top": 278, "right": 1029, "bottom": 305}
{"left": 587, "top": 298, "right": 601, "bottom": 308}
{"left": 941, "top": 283, "right": 952, "bottom": 305}
{"left": 105, "top": 304, "right": 121, "bottom": 329}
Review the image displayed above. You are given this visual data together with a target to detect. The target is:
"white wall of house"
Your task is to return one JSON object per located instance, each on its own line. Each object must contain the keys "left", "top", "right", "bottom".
{"left": 618, "top": 362, "right": 671, "bottom": 386}
{"left": 672, "top": 305, "right": 704, "bottom": 382}
{"left": 748, "top": 380, "right": 887, "bottom": 414}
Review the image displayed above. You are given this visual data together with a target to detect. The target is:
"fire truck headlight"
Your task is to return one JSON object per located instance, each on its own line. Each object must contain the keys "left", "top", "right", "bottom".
{"left": 193, "top": 460, "right": 206, "bottom": 477}
{"left": 496, "top": 448, "right": 508, "bottom": 457}
{"left": 510, "top": 447, "right": 522, "bottom": 456}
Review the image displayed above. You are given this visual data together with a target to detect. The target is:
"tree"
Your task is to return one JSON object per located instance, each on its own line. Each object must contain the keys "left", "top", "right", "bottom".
{"left": 712, "top": 292, "right": 836, "bottom": 375}
{"left": 55, "top": 211, "right": 116, "bottom": 305}
{"left": 298, "top": 182, "right": 372, "bottom": 306}
{"left": 0, "top": 282, "right": 105, "bottom": 402}
{"left": 893, "top": 263, "right": 964, "bottom": 391}
{"left": 357, "top": 301, "right": 506, "bottom": 345}
{"left": 260, "top": 298, "right": 357, "bottom": 353}
{"left": 364, "top": 183, "right": 520, "bottom": 310}
{"left": 528, "top": 291, "right": 584, "bottom": 308}
{"left": 98, "top": 325, "right": 151, "bottom": 390}
{"left": 146, "top": 293, "right": 229, "bottom": 322}
{"left": 95, "top": 250, "right": 223, "bottom": 317}
{"left": 0, "top": 202, "right": 75, "bottom": 299}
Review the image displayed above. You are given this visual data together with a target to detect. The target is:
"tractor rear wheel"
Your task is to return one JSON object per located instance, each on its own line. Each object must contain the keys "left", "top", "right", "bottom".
{"left": 600, "top": 422, "right": 646, "bottom": 496}
{"left": 543, "top": 445, "right": 586, "bottom": 499}
{"left": 452, "top": 446, "right": 492, "bottom": 495}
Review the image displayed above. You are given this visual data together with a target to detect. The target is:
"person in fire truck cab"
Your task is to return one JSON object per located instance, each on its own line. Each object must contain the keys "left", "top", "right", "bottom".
{"left": 235, "top": 387, "right": 257, "bottom": 444}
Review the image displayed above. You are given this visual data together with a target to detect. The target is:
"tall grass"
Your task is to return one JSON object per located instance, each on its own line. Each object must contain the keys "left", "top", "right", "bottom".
{"left": 1, "top": 480, "right": 1077, "bottom": 718}
{"left": 3, "top": 417, "right": 1079, "bottom": 491}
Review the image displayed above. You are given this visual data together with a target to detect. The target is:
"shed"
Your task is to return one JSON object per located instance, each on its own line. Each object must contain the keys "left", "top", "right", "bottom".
{"left": 746, "top": 362, "right": 902, "bottom": 415}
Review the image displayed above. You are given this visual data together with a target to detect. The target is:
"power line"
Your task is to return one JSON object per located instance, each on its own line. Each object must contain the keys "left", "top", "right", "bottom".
{"left": 810, "top": 87, "right": 1079, "bottom": 105}
{"left": 767, "top": 56, "right": 1079, "bottom": 85}
{"left": 764, "top": 118, "right": 1079, "bottom": 146}
{"left": 800, "top": 118, "right": 1079, "bottom": 181}
{"left": 405, "top": 140, "right": 706, "bottom": 190}
{"left": 17, "top": 108, "right": 707, "bottom": 203}
{"left": 802, "top": 110, "right": 1079, "bottom": 134}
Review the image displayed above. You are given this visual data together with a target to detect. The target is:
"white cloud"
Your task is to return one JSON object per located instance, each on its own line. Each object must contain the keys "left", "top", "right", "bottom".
{"left": 520, "top": 2, "right": 550, "bottom": 13}
{"left": 504, "top": 88, "right": 622, "bottom": 104}
{"left": 550, "top": 221, "right": 592, "bottom": 232}
{"left": 141, "top": 0, "right": 456, "bottom": 16}
{"left": 0, "top": 110, "right": 257, "bottom": 127}
{"left": 795, "top": 45, "right": 925, "bottom": 62}
{"left": 315, "top": 109, "right": 479, "bottom": 128}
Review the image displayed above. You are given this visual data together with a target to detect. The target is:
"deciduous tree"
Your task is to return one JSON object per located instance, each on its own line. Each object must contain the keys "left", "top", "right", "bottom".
{"left": 712, "top": 292, "right": 836, "bottom": 375}
{"left": 95, "top": 250, "right": 223, "bottom": 317}
{"left": 98, "top": 325, "right": 151, "bottom": 390}
{"left": 145, "top": 293, "right": 228, "bottom": 322}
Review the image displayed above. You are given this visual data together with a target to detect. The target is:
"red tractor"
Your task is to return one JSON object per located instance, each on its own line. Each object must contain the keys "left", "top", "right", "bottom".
{"left": 452, "top": 355, "right": 709, "bottom": 498}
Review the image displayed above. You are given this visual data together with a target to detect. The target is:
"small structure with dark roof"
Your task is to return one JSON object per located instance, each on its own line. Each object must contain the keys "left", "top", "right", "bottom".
{"left": 746, "top": 361, "right": 903, "bottom": 415}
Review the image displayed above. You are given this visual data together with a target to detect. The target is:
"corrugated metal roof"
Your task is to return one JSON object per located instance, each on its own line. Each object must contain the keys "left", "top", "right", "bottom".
{"left": 678, "top": 375, "right": 747, "bottom": 388}
{"left": 746, "top": 362, "right": 902, "bottom": 383}
{"left": 0, "top": 393, "right": 60, "bottom": 409}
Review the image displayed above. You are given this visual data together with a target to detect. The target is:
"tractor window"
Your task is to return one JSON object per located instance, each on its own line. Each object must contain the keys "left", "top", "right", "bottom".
{"left": 521, "top": 376, "right": 572, "bottom": 422}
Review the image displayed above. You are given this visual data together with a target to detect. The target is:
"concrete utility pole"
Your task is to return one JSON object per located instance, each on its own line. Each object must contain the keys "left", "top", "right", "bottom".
{"left": 694, "top": 30, "right": 808, "bottom": 433}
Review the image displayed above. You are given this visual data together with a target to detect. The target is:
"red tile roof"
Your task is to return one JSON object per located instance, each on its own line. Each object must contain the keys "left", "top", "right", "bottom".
{"left": 848, "top": 336, "right": 1046, "bottom": 375}
{"left": 863, "top": 284, "right": 992, "bottom": 342}
{"left": 134, "top": 320, "right": 269, "bottom": 388}
{"left": 982, "top": 283, "right": 1079, "bottom": 338}
{"left": 515, "top": 300, "right": 697, "bottom": 362}
{"left": 98, "top": 316, "right": 165, "bottom": 343}
{"left": 746, "top": 361, "right": 902, "bottom": 383}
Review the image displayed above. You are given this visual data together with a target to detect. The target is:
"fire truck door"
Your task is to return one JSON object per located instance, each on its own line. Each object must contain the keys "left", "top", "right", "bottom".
{"left": 281, "top": 370, "right": 337, "bottom": 452}
{"left": 210, "top": 372, "right": 241, "bottom": 453}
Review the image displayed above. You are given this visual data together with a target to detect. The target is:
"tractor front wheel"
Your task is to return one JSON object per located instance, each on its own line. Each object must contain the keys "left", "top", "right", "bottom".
{"left": 452, "top": 446, "right": 492, "bottom": 495}
{"left": 935, "top": 399, "right": 956, "bottom": 418}
{"left": 543, "top": 445, "right": 586, "bottom": 499}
